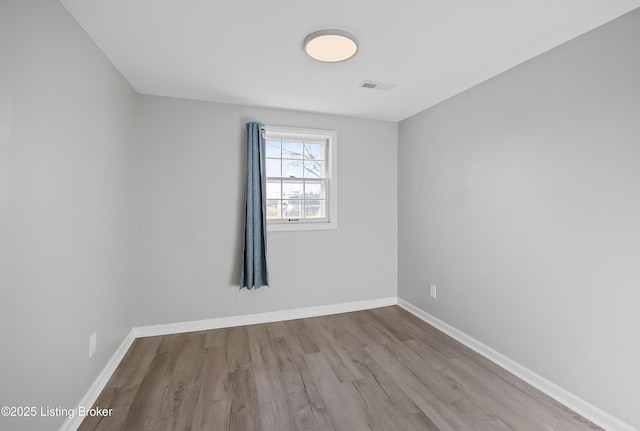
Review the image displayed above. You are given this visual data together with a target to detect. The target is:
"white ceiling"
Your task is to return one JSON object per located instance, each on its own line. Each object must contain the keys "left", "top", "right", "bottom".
{"left": 60, "top": 0, "right": 640, "bottom": 122}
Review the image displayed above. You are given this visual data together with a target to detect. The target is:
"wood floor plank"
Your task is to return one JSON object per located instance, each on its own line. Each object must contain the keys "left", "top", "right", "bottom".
{"left": 270, "top": 337, "right": 306, "bottom": 395}
{"left": 152, "top": 332, "right": 205, "bottom": 431}
{"left": 284, "top": 318, "right": 320, "bottom": 355}
{"left": 204, "top": 327, "right": 228, "bottom": 348}
{"left": 228, "top": 368, "right": 261, "bottom": 431}
{"left": 265, "top": 320, "right": 289, "bottom": 339}
{"left": 302, "top": 352, "right": 372, "bottom": 431}
{"left": 79, "top": 306, "right": 604, "bottom": 431}
{"left": 367, "top": 307, "right": 417, "bottom": 342}
{"left": 373, "top": 373, "right": 421, "bottom": 417}
{"left": 351, "top": 377, "right": 416, "bottom": 431}
{"left": 286, "top": 346, "right": 336, "bottom": 430}
{"left": 259, "top": 399, "right": 299, "bottom": 431}
{"left": 91, "top": 386, "right": 139, "bottom": 431}
{"left": 343, "top": 346, "right": 386, "bottom": 379}
{"left": 365, "top": 343, "right": 462, "bottom": 431}
{"left": 389, "top": 339, "right": 516, "bottom": 431}
{"left": 338, "top": 312, "right": 385, "bottom": 347}
{"left": 400, "top": 410, "right": 441, "bottom": 431}
{"left": 191, "top": 345, "right": 230, "bottom": 431}
{"left": 247, "top": 324, "right": 289, "bottom": 404}
{"left": 226, "top": 326, "right": 252, "bottom": 371}
{"left": 304, "top": 317, "right": 367, "bottom": 382}
{"left": 108, "top": 336, "right": 163, "bottom": 389}
{"left": 354, "top": 310, "right": 408, "bottom": 346}
{"left": 118, "top": 334, "right": 184, "bottom": 431}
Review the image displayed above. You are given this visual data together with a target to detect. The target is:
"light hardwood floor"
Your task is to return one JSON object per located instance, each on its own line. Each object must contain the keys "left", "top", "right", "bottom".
{"left": 78, "top": 306, "right": 603, "bottom": 430}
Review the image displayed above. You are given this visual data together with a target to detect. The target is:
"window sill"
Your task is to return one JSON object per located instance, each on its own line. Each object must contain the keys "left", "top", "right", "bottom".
{"left": 267, "top": 221, "right": 337, "bottom": 232}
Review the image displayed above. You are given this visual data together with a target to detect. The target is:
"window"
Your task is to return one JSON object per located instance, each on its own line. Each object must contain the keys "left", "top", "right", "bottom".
{"left": 264, "top": 126, "right": 337, "bottom": 231}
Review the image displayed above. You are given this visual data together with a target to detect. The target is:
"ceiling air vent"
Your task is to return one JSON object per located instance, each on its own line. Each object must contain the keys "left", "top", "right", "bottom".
{"left": 360, "top": 80, "right": 395, "bottom": 91}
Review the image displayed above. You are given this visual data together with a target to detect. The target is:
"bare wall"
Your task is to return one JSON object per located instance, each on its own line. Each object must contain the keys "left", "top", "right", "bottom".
{"left": 398, "top": 9, "right": 640, "bottom": 428}
{"left": 0, "top": 1, "right": 137, "bottom": 429}
{"left": 130, "top": 96, "right": 398, "bottom": 327}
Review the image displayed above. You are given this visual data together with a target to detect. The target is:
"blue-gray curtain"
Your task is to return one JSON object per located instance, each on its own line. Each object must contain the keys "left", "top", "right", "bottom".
{"left": 240, "top": 122, "right": 269, "bottom": 289}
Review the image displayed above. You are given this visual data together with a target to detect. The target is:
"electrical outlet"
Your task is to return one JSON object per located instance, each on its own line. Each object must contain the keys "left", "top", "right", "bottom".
{"left": 89, "top": 332, "right": 97, "bottom": 358}
{"left": 429, "top": 283, "right": 437, "bottom": 299}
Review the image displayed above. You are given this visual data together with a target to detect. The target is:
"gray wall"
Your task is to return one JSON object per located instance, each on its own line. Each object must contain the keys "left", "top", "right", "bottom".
{"left": 0, "top": 1, "right": 137, "bottom": 430}
{"left": 398, "top": 9, "right": 640, "bottom": 429}
{"left": 130, "top": 96, "right": 398, "bottom": 326}
{"left": 0, "top": 2, "right": 397, "bottom": 428}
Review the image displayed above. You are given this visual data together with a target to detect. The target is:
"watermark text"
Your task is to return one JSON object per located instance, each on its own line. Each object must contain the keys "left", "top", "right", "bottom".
{"left": 1, "top": 406, "right": 113, "bottom": 419}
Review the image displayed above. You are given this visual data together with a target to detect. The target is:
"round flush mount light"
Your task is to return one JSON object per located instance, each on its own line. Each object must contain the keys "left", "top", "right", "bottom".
{"left": 304, "top": 29, "right": 358, "bottom": 62}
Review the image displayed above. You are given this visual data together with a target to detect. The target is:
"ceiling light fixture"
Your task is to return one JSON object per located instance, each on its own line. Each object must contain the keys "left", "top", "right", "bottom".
{"left": 304, "top": 29, "right": 358, "bottom": 63}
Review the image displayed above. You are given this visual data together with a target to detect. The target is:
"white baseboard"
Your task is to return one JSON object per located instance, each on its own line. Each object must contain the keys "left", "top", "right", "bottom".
{"left": 133, "top": 296, "right": 398, "bottom": 338}
{"left": 59, "top": 329, "right": 137, "bottom": 431}
{"left": 397, "top": 298, "right": 638, "bottom": 431}
{"left": 60, "top": 296, "right": 397, "bottom": 431}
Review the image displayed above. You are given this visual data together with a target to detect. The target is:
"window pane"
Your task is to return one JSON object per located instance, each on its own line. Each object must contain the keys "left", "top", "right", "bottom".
{"left": 282, "top": 181, "right": 303, "bottom": 198}
{"left": 283, "top": 200, "right": 303, "bottom": 218}
{"left": 304, "top": 181, "right": 325, "bottom": 199}
{"left": 266, "top": 158, "right": 281, "bottom": 177}
{"left": 266, "top": 140, "right": 281, "bottom": 158}
{"left": 266, "top": 200, "right": 281, "bottom": 219}
{"left": 282, "top": 182, "right": 303, "bottom": 218}
{"left": 303, "top": 160, "right": 324, "bottom": 178}
{"left": 282, "top": 141, "right": 303, "bottom": 159}
{"left": 266, "top": 181, "right": 281, "bottom": 199}
{"left": 282, "top": 159, "right": 303, "bottom": 178}
{"left": 305, "top": 200, "right": 325, "bottom": 218}
{"left": 304, "top": 143, "right": 324, "bottom": 160}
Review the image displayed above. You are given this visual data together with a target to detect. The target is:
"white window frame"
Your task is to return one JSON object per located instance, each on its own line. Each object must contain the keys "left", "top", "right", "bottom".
{"left": 264, "top": 125, "right": 337, "bottom": 231}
